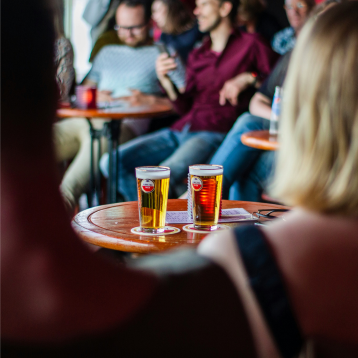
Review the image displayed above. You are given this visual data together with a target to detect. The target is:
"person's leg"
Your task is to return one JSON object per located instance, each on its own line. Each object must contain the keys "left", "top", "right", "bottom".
{"left": 230, "top": 151, "right": 276, "bottom": 202}
{"left": 100, "top": 128, "right": 180, "bottom": 201}
{"left": 210, "top": 113, "right": 270, "bottom": 199}
{"left": 53, "top": 118, "right": 87, "bottom": 163}
{"left": 54, "top": 118, "right": 90, "bottom": 209}
{"left": 54, "top": 118, "right": 108, "bottom": 210}
{"left": 119, "top": 122, "right": 137, "bottom": 144}
{"left": 161, "top": 131, "right": 225, "bottom": 197}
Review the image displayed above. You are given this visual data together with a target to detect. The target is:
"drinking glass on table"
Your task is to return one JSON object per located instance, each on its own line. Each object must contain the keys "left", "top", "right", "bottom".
{"left": 189, "top": 165, "right": 223, "bottom": 231}
{"left": 136, "top": 166, "right": 170, "bottom": 233}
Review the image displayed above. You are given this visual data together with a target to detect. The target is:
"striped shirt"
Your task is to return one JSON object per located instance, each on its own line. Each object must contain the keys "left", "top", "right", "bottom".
{"left": 87, "top": 44, "right": 186, "bottom": 97}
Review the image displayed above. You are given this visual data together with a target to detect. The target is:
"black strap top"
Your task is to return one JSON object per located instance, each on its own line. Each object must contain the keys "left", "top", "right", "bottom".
{"left": 234, "top": 225, "right": 303, "bottom": 358}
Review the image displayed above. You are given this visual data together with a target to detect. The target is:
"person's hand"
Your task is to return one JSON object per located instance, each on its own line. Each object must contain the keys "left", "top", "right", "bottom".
{"left": 125, "top": 89, "right": 156, "bottom": 106}
{"left": 97, "top": 90, "right": 114, "bottom": 102}
{"left": 155, "top": 53, "right": 177, "bottom": 81}
{"left": 219, "top": 73, "right": 254, "bottom": 106}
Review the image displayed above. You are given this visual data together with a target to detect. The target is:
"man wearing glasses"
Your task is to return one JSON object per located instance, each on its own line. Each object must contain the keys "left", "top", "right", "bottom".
{"left": 84, "top": 0, "right": 185, "bottom": 110}
{"left": 272, "top": 0, "right": 315, "bottom": 55}
{"left": 54, "top": 0, "right": 186, "bottom": 211}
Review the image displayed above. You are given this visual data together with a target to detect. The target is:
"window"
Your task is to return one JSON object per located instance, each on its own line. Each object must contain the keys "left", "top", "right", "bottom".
{"left": 64, "top": 0, "right": 92, "bottom": 82}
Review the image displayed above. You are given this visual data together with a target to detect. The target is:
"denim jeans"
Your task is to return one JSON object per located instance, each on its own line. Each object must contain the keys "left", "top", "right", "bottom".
{"left": 210, "top": 112, "right": 274, "bottom": 200}
{"left": 100, "top": 126, "right": 225, "bottom": 201}
{"left": 229, "top": 151, "right": 275, "bottom": 201}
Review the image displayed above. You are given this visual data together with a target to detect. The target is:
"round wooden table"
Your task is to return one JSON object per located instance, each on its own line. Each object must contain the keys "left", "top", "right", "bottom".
{"left": 57, "top": 103, "right": 173, "bottom": 206}
{"left": 72, "top": 199, "right": 289, "bottom": 254}
{"left": 57, "top": 102, "right": 173, "bottom": 120}
{"left": 241, "top": 130, "right": 279, "bottom": 150}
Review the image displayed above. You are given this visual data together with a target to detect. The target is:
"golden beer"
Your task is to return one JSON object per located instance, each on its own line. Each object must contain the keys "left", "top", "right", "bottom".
{"left": 189, "top": 165, "right": 223, "bottom": 230}
{"left": 136, "top": 166, "right": 170, "bottom": 233}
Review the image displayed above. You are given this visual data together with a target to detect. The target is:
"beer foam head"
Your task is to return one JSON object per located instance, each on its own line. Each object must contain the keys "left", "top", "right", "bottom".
{"left": 189, "top": 164, "right": 223, "bottom": 176}
{"left": 136, "top": 166, "right": 170, "bottom": 179}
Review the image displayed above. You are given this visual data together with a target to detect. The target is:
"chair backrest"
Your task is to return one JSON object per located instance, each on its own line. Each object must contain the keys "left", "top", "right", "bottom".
{"left": 303, "top": 339, "right": 358, "bottom": 358}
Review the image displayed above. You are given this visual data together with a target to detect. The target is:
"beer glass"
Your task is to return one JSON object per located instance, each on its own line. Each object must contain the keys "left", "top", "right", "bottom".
{"left": 136, "top": 166, "right": 170, "bottom": 233}
{"left": 189, "top": 164, "right": 223, "bottom": 230}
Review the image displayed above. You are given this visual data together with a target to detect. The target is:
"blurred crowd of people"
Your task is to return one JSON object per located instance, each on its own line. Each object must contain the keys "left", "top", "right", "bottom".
{"left": 54, "top": 0, "right": 318, "bottom": 211}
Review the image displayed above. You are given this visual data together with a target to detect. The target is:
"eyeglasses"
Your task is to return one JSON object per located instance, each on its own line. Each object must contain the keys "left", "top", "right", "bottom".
{"left": 284, "top": 1, "right": 307, "bottom": 10}
{"left": 114, "top": 23, "right": 147, "bottom": 34}
{"left": 253, "top": 209, "right": 289, "bottom": 219}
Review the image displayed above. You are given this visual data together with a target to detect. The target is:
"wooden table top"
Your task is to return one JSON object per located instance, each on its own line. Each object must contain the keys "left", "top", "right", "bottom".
{"left": 72, "top": 199, "right": 289, "bottom": 254}
{"left": 241, "top": 130, "right": 279, "bottom": 150}
{"left": 57, "top": 102, "right": 173, "bottom": 119}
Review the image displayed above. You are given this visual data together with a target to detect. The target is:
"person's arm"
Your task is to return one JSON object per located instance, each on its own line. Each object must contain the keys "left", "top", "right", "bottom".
{"left": 83, "top": 52, "right": 118, "bottom": 103}
{"left": 249, "top": 51, "right": 291, "bottom": 119}
{"left": 249, "top": 92, "right": 272, "bottom": 120}
{"left": 219, "top": 36, "right": 278, "bottom": 107}
{"left": 56, "top": 39, "right": 75, "bottom": 102}
{"left": 156, "top": 53, "right": 181, "bottom": 101}
{"left": 156, "top": 53, "right": 195, "bottom": 115}
{"left": 121, "top": 89, "right": 172, "bottom": 107}
{"left": 82, "top": 78, "right": 97, "bottom": 87}
{"left": 219, "top": 72, "right": 258, "bottom": 106}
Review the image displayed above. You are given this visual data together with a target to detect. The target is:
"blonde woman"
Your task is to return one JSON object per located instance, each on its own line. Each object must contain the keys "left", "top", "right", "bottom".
{"left": 198, "top": 2, "right": 358, "bottom": 357}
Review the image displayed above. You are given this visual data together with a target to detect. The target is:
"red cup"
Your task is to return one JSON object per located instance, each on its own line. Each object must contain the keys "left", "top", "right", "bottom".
{"left": 75, "top": 86, "right": 97, "bottom": 109}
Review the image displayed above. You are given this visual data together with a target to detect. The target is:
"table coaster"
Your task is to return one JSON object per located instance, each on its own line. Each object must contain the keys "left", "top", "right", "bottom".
{"left": 182, "top": 224, "right": 230, "bottom": 234}
{"left": 131, "top": 226, "right": 180, "bottom": 236}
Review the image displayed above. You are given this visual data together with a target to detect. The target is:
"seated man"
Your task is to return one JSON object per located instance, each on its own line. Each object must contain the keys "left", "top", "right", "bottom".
{"left": 55, "top": 0, "right": 186, "bottom": 211}
{"left": 100, "top": 0, "right": 278, "bottom": 201}
{"left": 210, "top": 52, "right": 291, "bottom": 201}
{"left": 271, "top": 0, "right": 314, "bottom": 55}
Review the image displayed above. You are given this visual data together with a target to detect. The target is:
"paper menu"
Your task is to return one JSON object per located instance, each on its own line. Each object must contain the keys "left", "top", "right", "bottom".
{"left": 219, "top": 208, "right": 257, "bottom": 222}
{"left": 165, "top": 208, "right": 257, "bottom": 224}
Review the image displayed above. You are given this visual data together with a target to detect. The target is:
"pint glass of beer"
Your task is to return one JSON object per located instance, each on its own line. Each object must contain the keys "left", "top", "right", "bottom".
{"left": 189, "top": 164, "right": 223, "bottom": 230}
{"left": 136, "top": 166, "right": 170, "bottom": 233}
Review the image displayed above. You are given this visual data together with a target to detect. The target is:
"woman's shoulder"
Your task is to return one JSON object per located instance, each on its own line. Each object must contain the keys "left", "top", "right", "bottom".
{"left": 263, "top": 209, "right": 358, "bottom": 342}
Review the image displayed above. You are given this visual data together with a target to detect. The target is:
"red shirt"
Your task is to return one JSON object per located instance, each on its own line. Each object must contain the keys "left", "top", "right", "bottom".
{"left": 171, "top": 29, "right": 278, "bottom": 133}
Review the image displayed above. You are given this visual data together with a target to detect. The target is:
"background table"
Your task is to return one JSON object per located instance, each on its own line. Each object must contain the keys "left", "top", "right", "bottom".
{"left": 57, "top": 103, "right": 173, "bottom": 206}
{"left": 241, "top": 130, "right": 279, "bottom": 150}
{"left": 72, "top": 199, "right": 289, "bottom": 254}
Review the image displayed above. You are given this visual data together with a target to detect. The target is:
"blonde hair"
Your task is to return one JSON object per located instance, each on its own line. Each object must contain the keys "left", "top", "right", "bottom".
{"left": 270, "top": 2, "right": 358, "bottom": 216}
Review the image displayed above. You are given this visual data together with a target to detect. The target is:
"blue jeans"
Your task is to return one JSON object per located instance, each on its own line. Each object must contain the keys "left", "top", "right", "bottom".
{"left": 229, "top": 151, "right": 275, "bottom": 201}
{"left": 100, "top": 126, "right": 225, "bottom": 201}
{"left": 210, "top": 112, "right": 274, "bottom": 201}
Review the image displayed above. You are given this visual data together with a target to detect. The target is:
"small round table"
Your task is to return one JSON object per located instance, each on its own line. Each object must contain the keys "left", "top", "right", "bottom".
{"left": 72, "top": 199, "right": 289, "bottom": 254}
{"left": 57, "top": 103, "right": 173, "bottom": 206}
{"left": 241, "top": 130, "right": 279, "bottom": 150}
